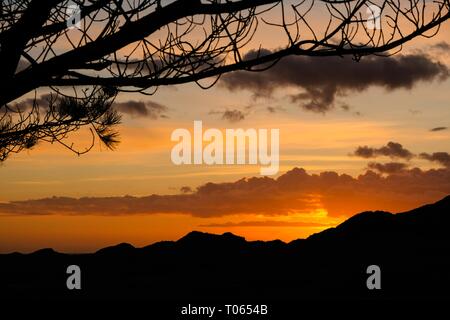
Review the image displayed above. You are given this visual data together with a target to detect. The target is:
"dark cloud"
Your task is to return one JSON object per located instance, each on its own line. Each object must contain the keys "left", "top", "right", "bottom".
{"left": 353, "top": 142, "right": 414, "bottom": 160}
{"left": 267, "top": 106, "right": 285, "bottom": 113}
{"left": 210, "top": 109, "right": 246, "bottom": 122}
{"left": 221, "top": 52, "right": 448, "bottom": 112}
{"left": 222, "top": 109, "right": 245, "bottom": 122}
{"left": 113, "top": 100, "right": 168, "bottom": 119}
{"left": 0, "top": 94, "right": 54, "bottom": 113}
{"left": 420, "top": 152, "right": 450, "bottom": 168}
{"left": 367, "top": 162, "right": 409, "bottom": 174}
{"left": 355, "top": 142, "right": 450, "bottom": 170}
{"left": 340, "top": 104, "right": 351, "bottom": 111}
{"left": 431, "top": 42, "right": 450, "bottom": 51}
{"left": 4, "top": 97, "right": 170, "bottom": 121}
{"left": 430, "top": 127, "right": 448, "bottom": 132}
{"left": 180, "top": 186, "right": 193, "bottom": 194}
{"left": 1, "top": 166, "right": 449, "bottom": 218}
{"left": 289, "top": 86, "right": 336, "bottom": 113}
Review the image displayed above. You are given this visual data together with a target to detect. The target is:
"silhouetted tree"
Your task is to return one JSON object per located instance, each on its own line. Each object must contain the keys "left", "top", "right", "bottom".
{"left": 0, "top": 0, "right": 449, "bottom": 160}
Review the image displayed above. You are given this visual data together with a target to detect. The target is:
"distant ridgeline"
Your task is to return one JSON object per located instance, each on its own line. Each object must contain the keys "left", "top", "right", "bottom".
{"left": 1, "top": 196, "right": 450, "bottom": 306}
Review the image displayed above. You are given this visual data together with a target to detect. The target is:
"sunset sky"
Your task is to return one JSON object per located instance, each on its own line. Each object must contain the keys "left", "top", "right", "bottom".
{"left": 1, "top": 2, "right": 449, "bottom": 253}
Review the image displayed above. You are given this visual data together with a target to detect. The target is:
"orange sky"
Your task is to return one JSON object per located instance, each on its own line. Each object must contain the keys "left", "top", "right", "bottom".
{"left": 2, "top": 56, "right": 450, "bottom": 252}
{"left": 1, "top": 2, "right": 450, "bottom": 253}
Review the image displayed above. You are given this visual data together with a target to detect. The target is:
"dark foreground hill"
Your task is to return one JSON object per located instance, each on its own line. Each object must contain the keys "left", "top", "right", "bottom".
{"left": 1, "top": 196, "right": 450, "bottom": 303}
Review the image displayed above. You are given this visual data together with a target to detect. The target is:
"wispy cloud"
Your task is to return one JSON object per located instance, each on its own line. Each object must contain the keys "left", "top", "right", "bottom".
{"left": 430, "top": 127, "right": 448, "bottom": 132}
{"left": 431, "top": 41, "right": 450, "bottom": 52}
{"left": 210, "top": 108, "right": 247, "bottom": 122}
{"left": 113, "top": 100, "right": 169, "bottom": 119}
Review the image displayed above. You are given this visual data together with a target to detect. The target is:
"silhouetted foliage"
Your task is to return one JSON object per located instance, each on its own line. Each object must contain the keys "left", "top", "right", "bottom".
{"left": 0, "top": 86, "right": 120, "bottom": 161}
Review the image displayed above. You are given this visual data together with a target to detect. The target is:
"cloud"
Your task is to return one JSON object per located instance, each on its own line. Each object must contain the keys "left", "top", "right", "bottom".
{"left": 267, "top": 106, "right": 285, "bottom": 113}
{"left": 3, "top": 96, "right": 170, "bottom": 121}
{"left": 113, "top": 100, "right": 168, "bottom": 119}
{"left": 340, "top": 104, "right": 351, "bottom": 111}
{"left": 1, "top": 165, "right": 450, "bottom": 219}
{"left": 430, "top": 127, "right": 448, "bottom": 132}
{"left": 210, "top": 109, "right": 246, "bottom": 122}
{"left": 367, "top": 162, "right": 409, "bottom": 174}
{"left": 221, "top": 52, "right": 448, "bottom": 112}
{"left": 431, "top": 42, "right": 450, "bottom": 52}
{"left": 222, "top": 109, "right": 245, "bottom": 122}
{"left": 353, "top": 142, "right": 414, "bottom": 160}
{"left": 0, "top": 94, "right": 54, "bottom": 113}
{"left": 353, "top": 141, "right": 450, "bottom": 170}
{"left": 419, "top": 152, "right": 450, "bottom": 168}
{"left": 180, "top": 186, "right": 193, "bottom": 194}
{"left": 355, "top": 142, "right": 450, "bottom": 170}
{"left": 409, "top": 109, "right": 421, "bottom": 115}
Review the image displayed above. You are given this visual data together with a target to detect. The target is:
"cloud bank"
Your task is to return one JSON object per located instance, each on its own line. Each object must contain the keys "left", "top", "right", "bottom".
{"left": 1, "top": 166, "right": 449, "bottom": 218}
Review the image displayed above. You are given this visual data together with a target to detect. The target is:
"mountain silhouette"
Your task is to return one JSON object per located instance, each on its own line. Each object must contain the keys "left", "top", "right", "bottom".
{"left": 1, "top": 195, "right": 450, "bottom": 303}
